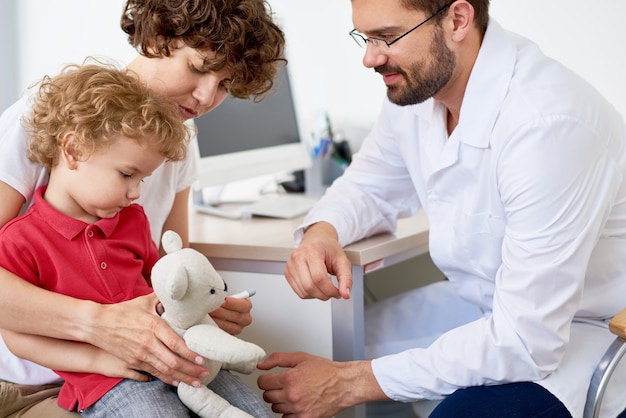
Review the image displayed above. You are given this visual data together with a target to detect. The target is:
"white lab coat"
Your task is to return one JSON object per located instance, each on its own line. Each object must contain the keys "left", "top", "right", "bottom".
{"left": 298, "top": 20, "right": 626, "bottom": 417}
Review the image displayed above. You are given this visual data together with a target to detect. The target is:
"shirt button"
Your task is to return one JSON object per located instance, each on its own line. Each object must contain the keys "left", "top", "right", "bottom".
{"left": 87, "top": 231, "right": 94, "bottom": 238}
{"left": 100, "top": 262, "right": 107, "bottom": 270}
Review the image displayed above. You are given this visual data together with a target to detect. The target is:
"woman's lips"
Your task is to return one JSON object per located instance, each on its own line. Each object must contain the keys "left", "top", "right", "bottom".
{"left": 179, "top": 105, "right": 197, "bottom": 119}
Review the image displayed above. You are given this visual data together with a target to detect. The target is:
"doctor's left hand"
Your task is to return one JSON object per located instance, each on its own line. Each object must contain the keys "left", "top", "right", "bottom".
{"left": 257, "top": 351, "right": 388, "bottom": 417}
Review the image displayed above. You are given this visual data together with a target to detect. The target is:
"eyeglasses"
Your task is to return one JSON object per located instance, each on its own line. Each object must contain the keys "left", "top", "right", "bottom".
{"left": 349, "top": 1, "right": 454, "bottom": 49}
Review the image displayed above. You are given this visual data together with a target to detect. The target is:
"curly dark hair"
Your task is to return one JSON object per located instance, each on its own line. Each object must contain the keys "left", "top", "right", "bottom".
{"left": 120, "top": 0, "right": 286, "bottom": 100}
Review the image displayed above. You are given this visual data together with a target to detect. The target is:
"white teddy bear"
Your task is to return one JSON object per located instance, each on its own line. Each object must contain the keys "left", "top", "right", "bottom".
{"left": 151, "top": 230, "right": 267, "bottom": 418}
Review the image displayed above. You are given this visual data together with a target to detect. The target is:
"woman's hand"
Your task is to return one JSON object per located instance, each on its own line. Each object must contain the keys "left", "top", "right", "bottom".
{"left": 85, "top": 293, "right": 209, "bottom": 387}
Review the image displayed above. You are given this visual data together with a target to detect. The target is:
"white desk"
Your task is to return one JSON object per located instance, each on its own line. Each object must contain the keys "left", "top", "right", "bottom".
{"left": 189, "top": 209, "right": 429, "bottom": 418}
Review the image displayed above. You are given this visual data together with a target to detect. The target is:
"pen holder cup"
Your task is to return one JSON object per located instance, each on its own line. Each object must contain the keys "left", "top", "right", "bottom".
{"left": 322, "top": 157, "right": 346, "bottom": 185}
{"left": 305, "top": 156, "right": 347, "bottom": 197}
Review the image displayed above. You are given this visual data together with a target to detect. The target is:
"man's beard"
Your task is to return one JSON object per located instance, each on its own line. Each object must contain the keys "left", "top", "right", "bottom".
{"left": 377, "top": 25, "right": 455, "bottom": 106}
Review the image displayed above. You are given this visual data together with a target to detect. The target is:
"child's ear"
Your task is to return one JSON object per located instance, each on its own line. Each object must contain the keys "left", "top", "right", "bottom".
{"left": 60, "top": 132, "right": 80, "bottom": 169}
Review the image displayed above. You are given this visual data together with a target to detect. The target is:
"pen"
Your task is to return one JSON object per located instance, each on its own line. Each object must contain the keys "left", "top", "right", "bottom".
{"left": 230, "top": 289, "right": 256, "bottom": 299}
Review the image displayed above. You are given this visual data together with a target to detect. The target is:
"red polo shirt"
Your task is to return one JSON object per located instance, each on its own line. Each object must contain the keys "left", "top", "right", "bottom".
{"left": 0, "top": 186, "right": 158, "bottom": 411}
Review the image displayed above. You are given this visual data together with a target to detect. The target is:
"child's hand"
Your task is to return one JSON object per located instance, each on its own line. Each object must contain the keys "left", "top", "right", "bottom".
{"left": 209, "top": 296, "right": 253, "bottom": 335}
{"left": 93, "top": 348, "right": 152, "bottom": 382}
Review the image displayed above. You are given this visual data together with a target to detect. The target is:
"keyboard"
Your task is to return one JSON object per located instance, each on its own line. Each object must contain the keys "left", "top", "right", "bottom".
{"left": 194, "top": 194, "right": 318, "bottom": 220}
{"left": 241, "top": 194, "right": 319, "bottom": 219}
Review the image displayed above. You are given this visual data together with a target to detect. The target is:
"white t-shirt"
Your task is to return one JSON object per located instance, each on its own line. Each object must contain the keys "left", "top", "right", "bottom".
{"left": 0, "top": 92, "right": 198, "bottom": 385}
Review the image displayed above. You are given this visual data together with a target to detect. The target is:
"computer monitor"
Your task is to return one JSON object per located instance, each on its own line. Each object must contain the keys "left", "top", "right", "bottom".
{"left": 192, "top": 63, "right": 311, "bottom": 191}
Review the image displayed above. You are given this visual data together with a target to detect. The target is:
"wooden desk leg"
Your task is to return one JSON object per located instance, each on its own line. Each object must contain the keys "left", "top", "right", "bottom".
{"left": 332, "top": 266, "right": 366, "bottom": 418}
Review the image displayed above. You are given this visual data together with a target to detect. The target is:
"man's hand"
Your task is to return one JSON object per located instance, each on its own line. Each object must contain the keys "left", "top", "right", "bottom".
{"left": 257, "top": 352, "right": 386, "bottom": 417}
{"left": 210, "top": 296, "right": 253, "bottom": 335}
{"left": 284, "top": 222, "right": 353, "bottom": 301}
{"left": 86, "top": 293, "right": 209, "bottom": 387}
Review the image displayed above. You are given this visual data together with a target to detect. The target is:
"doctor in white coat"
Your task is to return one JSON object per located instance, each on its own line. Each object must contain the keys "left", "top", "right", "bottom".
{"left": 256, "top": 0, "right": 626, "bottom": 417}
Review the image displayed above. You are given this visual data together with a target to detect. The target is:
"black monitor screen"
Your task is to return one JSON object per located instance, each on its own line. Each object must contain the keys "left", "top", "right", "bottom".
{"left": 194, "top": 65, "right": 300, "bottom": 157}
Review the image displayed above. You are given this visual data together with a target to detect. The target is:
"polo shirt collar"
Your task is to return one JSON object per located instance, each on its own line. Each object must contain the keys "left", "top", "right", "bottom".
{"left": 33, "top": 186, "right": 121, "bottom": 240}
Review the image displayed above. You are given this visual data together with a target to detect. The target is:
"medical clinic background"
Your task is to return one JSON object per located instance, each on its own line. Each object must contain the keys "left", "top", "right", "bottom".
{"left": 1, "top": 0, "right": 625, "bottom": 140}
{"left": 1, "top": 0, "right": 625, "bottom": 339}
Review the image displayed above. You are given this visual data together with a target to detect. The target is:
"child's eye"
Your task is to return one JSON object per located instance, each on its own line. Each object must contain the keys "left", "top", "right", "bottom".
{"left": 120, "top": 172, "right": 132, "bottom": 179}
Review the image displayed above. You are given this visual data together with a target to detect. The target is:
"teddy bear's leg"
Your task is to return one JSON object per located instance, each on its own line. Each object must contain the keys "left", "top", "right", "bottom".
{"left": 178, "top": 383, "right": 254, "bottom": 418}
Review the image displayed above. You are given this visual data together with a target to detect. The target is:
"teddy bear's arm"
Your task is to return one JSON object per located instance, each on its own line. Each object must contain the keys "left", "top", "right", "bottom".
{"left": 184, "top": 324, "right": 266, "bottom": 366}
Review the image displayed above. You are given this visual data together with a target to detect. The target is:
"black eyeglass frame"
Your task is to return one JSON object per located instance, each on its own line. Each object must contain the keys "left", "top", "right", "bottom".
{"left": 349, "top": 1, "right": 454, "bottom": 49}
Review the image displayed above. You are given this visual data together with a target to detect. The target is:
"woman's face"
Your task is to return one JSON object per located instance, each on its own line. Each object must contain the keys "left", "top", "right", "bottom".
{"left": 130, "top": 45, "right": 231, "bottom": 120}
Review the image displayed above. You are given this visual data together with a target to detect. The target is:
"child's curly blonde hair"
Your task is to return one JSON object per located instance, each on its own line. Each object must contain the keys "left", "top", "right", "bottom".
{"left": 24, "top": 60, "right": 189, "bottom": 171}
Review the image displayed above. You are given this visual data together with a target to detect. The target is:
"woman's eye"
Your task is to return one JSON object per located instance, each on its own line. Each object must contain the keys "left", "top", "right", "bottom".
{"left": 220, "top": 79, "right": 232, "bottom": 92}
{"left": 190, "top": 64, "right": 205, "bottom": 74}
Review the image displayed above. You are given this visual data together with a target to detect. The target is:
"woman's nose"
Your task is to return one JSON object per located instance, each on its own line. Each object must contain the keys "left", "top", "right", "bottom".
{"left": 193, "top": 76, "right": 221, "bottom": 108}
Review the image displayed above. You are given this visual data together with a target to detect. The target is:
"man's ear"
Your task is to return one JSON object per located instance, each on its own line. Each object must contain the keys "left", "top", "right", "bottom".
{"left": 448, "top": 1, "right": 474, "bottom": 43}
{"left": 60, "top": 132, "right": 81, "bottom": 170}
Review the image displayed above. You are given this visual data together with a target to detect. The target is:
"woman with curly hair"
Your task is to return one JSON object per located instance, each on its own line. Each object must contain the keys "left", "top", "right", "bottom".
{"left": 0, "top": 1, "right": 284, "bottom": 416}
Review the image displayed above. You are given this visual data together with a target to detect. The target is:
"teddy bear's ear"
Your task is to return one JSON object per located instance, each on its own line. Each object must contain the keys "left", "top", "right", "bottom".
{"left": 162, "top": 230, "right": 183, "bottom": 255}
{"left": 169, "top": 269, "right": 189, "bottom": 300}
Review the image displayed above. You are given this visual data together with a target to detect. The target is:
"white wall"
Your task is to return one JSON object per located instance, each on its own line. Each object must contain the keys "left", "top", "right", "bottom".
{"left": 8, "top": 0, "right": 626, "bottom": 137}
{"left": 13, "top": 0, "right": 134, "bottom": 88}
{"left": 0, "top": 1, "right": 18, "bottom": 112}
{"left": 489, "top": 1, "right": 625, "bottom": 122}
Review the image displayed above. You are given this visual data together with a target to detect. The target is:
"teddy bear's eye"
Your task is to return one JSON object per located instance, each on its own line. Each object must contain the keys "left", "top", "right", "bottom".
{"left": 210, "top": 289, "right": 216, "bottom": 294}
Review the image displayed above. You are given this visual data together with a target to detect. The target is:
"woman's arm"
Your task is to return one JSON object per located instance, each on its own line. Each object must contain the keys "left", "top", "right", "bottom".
{"left": 0, "top": 182, "right": 92, "bottom": 341}
{"left": 161, "top": 187, "right": 190, "bottom": 251}
{"left": 0, "top": 269, "right": 207, "bottom": 386}
{"left": 0, "top": 181, "right": 25, "bottom": 229}
{"left": 2, "top": 329, "right": 150, "bottom": 381}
